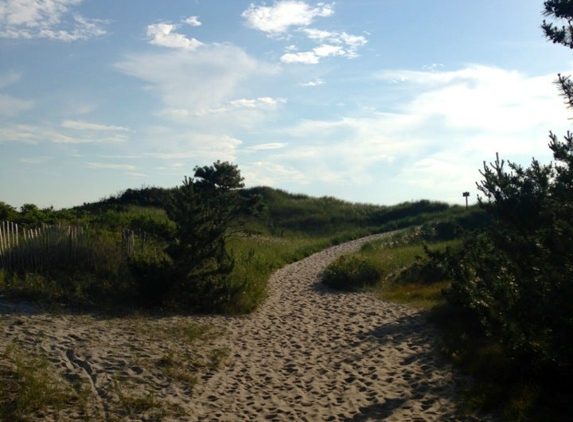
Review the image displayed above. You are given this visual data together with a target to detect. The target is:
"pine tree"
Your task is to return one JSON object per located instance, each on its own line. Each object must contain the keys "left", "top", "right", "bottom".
{"left": 542, "top": 0, "right": 573, "bottom": 108}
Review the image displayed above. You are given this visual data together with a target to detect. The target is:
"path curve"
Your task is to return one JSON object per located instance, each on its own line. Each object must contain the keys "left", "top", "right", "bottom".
{"left": 190, "top": 233, "right": 479, "bottom": 421}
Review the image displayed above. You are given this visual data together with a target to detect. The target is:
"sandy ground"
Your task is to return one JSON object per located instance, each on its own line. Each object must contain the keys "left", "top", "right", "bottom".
{"left": 0, "top": 233, "right": 492, "bottom": 421}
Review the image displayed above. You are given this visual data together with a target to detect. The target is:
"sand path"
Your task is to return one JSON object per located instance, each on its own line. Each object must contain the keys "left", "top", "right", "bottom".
{"left": 0, "top": 233, "right": 488, "bottom": 421}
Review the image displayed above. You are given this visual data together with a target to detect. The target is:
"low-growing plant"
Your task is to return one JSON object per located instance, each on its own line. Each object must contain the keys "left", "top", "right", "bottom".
{"left": 322, "top": 255, "right": 383, "bottom": 291}
{"left": 0, "top": 344, "right": 80, "bottom": 421}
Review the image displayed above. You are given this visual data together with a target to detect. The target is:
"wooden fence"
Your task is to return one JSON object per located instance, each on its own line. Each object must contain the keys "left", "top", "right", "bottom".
{"left": 0, "top": 222, "right": 139, "bottom": 273}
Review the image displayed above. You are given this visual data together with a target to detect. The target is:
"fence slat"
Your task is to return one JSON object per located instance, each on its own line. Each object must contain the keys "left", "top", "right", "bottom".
{"left": 0, "top": 222, "right": 143, "bottom": 274}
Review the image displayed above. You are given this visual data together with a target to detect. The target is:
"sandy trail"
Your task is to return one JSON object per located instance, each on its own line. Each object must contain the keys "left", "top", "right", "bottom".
{"left": 0, "top": 233, "right": 487, "bottom": 421}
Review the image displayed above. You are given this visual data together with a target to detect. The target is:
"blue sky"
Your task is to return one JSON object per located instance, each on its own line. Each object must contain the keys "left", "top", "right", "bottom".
{"left": 1, "top": 0, "right": 572, "bottom": 209}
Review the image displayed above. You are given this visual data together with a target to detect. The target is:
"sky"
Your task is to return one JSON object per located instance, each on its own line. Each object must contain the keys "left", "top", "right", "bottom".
{"left": 1, "top": 0, "right": 572, "bottom": 210}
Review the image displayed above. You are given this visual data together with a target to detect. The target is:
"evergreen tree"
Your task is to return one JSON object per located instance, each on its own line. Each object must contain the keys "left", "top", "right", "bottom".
{"left": 542, "top": 0, "right": 573, "bottom": 108}
{"left": 166, "top": 161, "right": 261, "bottom": 309}
{"left": 441, "top": 2, "right": 573, "bottom": 384}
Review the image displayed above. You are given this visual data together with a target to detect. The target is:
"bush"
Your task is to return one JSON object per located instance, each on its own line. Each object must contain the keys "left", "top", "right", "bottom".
{"left": 443, "top": 138, "right": 573, "bottom": 387}
{"left": 322, "top": 255, "right": 383, "bottom": 291}
{"left": 129, "top": 256, "right": 174, "bottom": 307}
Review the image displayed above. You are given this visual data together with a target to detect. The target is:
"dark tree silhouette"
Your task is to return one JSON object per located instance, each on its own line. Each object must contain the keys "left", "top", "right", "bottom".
{"left": 165, "top": 161, "right": 261, "bottom": 309}
{"left": 542, "top": 1, "right": 573, "bottom": 108}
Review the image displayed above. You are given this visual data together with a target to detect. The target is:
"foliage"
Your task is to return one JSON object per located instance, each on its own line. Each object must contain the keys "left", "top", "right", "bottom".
{"left": 2, "top": 163, "right": 466, "bottom": 314}
{"left": 0, "top": 344, "right": 79, "bottom": 421}
{"left": 322, "top": 255, "right": 384, "bottom": 291}
{"left": 164, "top": 161, "right": 262, "bottom": 311}
{"left": 321, "top": 228, "right": 457, "bottom": 308}
{"left": 543, "top": 1, "right": 573, "bottom": 109}
{"left": 0, "top": 202, "right": 17, "bottom": 221}
{"left": 542, "top": 0, "right": 573, "bottom": 50}
{"left": 433, "top": 135, "right": 573, "bottom": 422}
{"left": 0, "top": 228, "right": 141, "bottom": 305}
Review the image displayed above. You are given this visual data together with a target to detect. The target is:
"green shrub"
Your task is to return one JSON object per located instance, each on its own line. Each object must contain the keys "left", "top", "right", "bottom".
{"left": 129, "top": 255, "right": 174, "bottom": 307}
{"left": 322, "top": 255, "right": 383, "bottom": 291}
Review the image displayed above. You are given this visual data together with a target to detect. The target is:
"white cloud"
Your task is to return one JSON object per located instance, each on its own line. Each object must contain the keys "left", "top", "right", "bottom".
{"left": 0, "top": 0, "right": 106, "bottom": 41}
{"left": 313, "top": 44, "right": 343, "bottom": 57}
{"left": 147, "top": 23, "right": 202, "bottom": 50}
{"left": 242, "top": 161, "right": 307, "bottom": 187}
{"left": 158, "top": 108, "right": 190, "bottom": 118}
{"left": 280, "top": 51, "right": 319, "bottom": 64}
{"left": 242, "top": 1, "right": 334, "bottom": 34}
{"left": 61, "top": 120, "right": 129, "bottom": 131}
{"left": 0, "top": 93, "right": 34, "bottom": 116}
{"left": 304, "top": 28, "right": 368, "bottom": 56}
{"left": 86, "top": 162, "right": 137, "bottom": 171}
{"left": 229, "top": 97, "right": 286, "bottom": 109}
{"left": 139, "top": 129, "right": 243, "bottom": 163}
{"left": 246, "top": 142, "right": 288, "bottom": 151}
{"left": 116, "top": 45, "right": 276, "bottom": 115}
{"left": 281, "top": 30, "right": 367, "bottom": 64}
{"left": 0, "top": 72, "right": 34, "bottom": 116}
{"left": 184, "top": 16, "right": 201, "bottom": 26}
{"left": 242, "top": 2, "right": 366, "bottom": 64}
{"left": 20, "top": 156, "right": 53, "bottom": 164}
{"left": 376, "top": 65, "right": 568, "bottom": 142}
{"left": 0, "top": 72, "right": 22, "bottom": 88}
{"left": 280, "top": 42, "right": 353, "bottom": 63}
{"left": 248, "top": 65, "right": 570, "bottom": 204}
{"left": 299, "top": 78, "right": 324, "bottom": 86}
{"left": 0, "top": 124, "right": 129, "bottom": 144}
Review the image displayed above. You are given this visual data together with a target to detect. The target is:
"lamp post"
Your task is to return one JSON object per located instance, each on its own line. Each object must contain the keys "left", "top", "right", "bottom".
{"left": 463, "top": 191, "right": 470, "bottom": 209}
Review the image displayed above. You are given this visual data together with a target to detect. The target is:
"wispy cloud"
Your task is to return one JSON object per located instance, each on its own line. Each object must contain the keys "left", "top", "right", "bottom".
{"left": 242, "top": 2, "right": 366, "bottom": 64}
{"left": 282, "top": 30, "right": 367, "bottom": 64}
{"left": 0, "top": 124, "right": 129, "bottom": 144}
{"left": 0, "top": 93, "right": 34, "bottom": 116}
{"left": 376, "top": 65, "right": 568, "bottom": 138}
{"left": 242, "top": 1, "right": 334, "bottom": 35}
{"left": 299, "top": 28, "right": 367, "bottom": 59}
{"left": 230, "top": 97, "right": 286, "bottom": 108}
{"left": 86, "top": 162, "right": 137, "bottom": 171}
{"left": 195, "top": 97, "right": 287, "bottom": 116}
{"left": 299, "top": 78, "right": 324, "bottom": 87}
{"left": 0, "top": 0, "right": 107, "bottom": 41}
{"left": 139, "top": 131, "right": 243, "bottom": 164}
{"left": 243, "top": 161, "right": 307, "bottom": 186}
{"left": 62, "top": 120, "right": 129, "bottom": 131}
{"left": 184, "top": 16, "right": 201, "bottom": 27}
{"left": 0, "top": 72, "right": 22, "bottom": 88}
{"left": 20, "top": 156, "right": 53, "bottom": 164}
{"left": 281, "top": 43, "right": 343, "bottom": 64}
{"left": 246, "top": 142, "right": 288, "bottom": 151}
{"left": 241, "top": 65, "right": 570, "bottom": 203}
{"left": 147, "top": 22, "right": 202, "bottom": 50}
{"left": 0, "top": 72, "right": 33, "bottom": 116}
{"left": 115, "top": 44, "right": 276, "bottom": 116}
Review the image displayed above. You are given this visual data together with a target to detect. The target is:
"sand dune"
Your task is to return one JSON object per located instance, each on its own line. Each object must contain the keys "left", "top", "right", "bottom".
{"left": 0, "top": 233, "right": 493, "bottom": 421}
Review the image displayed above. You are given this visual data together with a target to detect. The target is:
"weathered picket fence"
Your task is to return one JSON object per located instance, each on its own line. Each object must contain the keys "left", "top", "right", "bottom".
{"left": 0, "top": 221, "right": 139, "bottom": 273}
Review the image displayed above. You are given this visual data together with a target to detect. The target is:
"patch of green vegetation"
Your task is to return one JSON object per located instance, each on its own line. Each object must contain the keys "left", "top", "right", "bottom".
{"left": 0, "top": 344, "right": 82, "bottom": 422}
{"left": 321, "top": 228, "right": 458, "bottom": 309}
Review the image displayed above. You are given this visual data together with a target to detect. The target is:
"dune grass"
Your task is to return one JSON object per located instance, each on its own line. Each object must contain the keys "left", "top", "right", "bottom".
{"left": 0, "top": 344, "right": 83, "bottom": 422}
